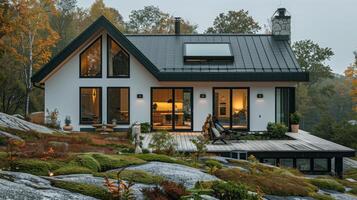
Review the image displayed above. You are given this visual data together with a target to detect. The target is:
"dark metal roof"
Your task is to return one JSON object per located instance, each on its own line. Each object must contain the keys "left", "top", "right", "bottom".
{"left": 32, "top": 16, "right": 309, "bottom": 83}
{"left": 126, "top": 34, "right": 302, "bottom": 73}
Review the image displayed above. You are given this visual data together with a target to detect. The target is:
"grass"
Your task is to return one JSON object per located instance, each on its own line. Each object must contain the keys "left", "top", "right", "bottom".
{"left": 95, "top": 170, "right": 164, "bottom": 184}
{"left": 344, "top": 168, "right": 357, "bottom": 180}
{"left": 10, "top": 159, "right": 63, "bottom": 176}
{"left": 310, "top": 193, "right": 335, "bottom": 200}
{"left": 91, "top": 153, "right": 146, "bottom": 171}
{"left": 309, "top": 178, "right": 345, "bottom": 192}
{"left": 214, "top": 167, "right": 317, "bottom": 196}
{"left": 54, "top": 166, "right": 93, "bottom": 175}
{"left": 69, "top": 154, "right": 101, "bottom": 172}
{"left": 50, "top": 179, "right": 111, "bottom": 200}
{"left": 131, "top": 153, "right": 192, "bottom": 166}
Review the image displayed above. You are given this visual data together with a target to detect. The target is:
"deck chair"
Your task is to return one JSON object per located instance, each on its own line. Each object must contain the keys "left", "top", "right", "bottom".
{"left": 210, "top": 127, "right": 228, "bottom": 144}
{"left": 213, "top": 120, "right": 237, "bottom": 138}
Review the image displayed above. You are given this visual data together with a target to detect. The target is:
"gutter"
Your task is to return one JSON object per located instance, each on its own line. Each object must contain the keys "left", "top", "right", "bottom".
{"left": 33, "top": 82, "right": 44, "bottom": 90}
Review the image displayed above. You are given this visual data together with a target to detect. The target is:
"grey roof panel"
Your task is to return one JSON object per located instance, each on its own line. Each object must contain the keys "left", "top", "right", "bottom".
{"left": 126, "top": 34, "right": 302, "bottom": 73}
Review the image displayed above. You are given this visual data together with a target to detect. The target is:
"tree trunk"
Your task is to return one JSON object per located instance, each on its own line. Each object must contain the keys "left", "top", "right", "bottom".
{"left": 25, "top": 32, "right": 34, "bottom": 117}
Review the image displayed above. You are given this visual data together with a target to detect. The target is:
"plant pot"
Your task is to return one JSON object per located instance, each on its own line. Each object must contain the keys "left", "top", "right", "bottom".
{"left": 63, "top": 125, "right": 73, "bottom": 131}
{"left": 291, "top": 124, "right": 299, "bottom": 133}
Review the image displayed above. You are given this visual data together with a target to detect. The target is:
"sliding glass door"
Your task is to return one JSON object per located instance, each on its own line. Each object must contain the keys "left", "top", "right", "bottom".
{"left": 213, "top": 88, "right": 249, "bottom": 130}
{"left": 151, "top": 88, "right": 193, "bottom": 131}
{"left": 276, "top": 87, "right": 295, "bottom": 127}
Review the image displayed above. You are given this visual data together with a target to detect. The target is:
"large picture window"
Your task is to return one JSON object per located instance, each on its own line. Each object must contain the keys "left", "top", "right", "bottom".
{"left": 213, "top": 88, "right": 249, "bottom": 130}
{"left": 80, "top": 37, "right": 102, "bottom": 78}
{"left": 107, "top": 87, "right": 130, "bottom": 124}
{"left": 107, "top": 35, "right": 129, "bottom": 78}
{"left": 80, "top": 87, "right": 102, "bottom": 124}
{"left": 276, "top": 87, "right": 295, "bottom": 127}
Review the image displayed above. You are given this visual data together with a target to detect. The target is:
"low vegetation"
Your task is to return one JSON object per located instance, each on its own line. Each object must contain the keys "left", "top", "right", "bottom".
{"left": 54, "top": 166, "right": 93, "bottom": 175}
{"left": 309, "top": 178, "right": 345, "bottom": 192}
{"left": 90, "top": 153, "right": 146, "bottom": 171}
{"left": 142, "top": 180, "right": 189, "bottom": 200}
{"left": 96, "top": 170, "right": 164, "bottom": 184}
{"left": 50, "top": 179, "right": 111, "bottom": 200}
{"left": 10, "top": 159, "right": 63, "bottom": 176}
{"left": 211, "top": 181, "right": 260, "bottom": 200}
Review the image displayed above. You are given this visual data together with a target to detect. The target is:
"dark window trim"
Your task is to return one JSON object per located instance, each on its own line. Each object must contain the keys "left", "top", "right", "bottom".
{"left": 275, "top": 87, "right": 296, "bottom": 128}
{"left": 212, "top": 87, "right": 250, "bottom": 131}
{"left": 150, "top": 87, "right": 194, "bottom": 132}
{"left": 79, "top": 87, "right": 102, "bottom": 125}
{"left": 107, "top": 34, "right": 130, "bottom": 78}
{"left": 313, "top": 158, "right": 331, "bottom": 172}
{"left": 107, "top": 87, "right": 130, "bottom": 125}
{"left": 79, "top": 36, "right": 102, "bottom": 78}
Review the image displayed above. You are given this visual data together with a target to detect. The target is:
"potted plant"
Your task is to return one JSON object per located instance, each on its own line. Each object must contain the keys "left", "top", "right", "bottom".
{"left": 290, "top": 112, "right": 301, "bottom": 133}
{"left": 63, "top": 116, "right": 73, "bottom": 131}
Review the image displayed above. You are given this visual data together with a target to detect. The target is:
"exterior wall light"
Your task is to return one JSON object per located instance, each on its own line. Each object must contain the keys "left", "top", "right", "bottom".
{"left": 137, "top": 94, "right": 143, "bottom": 99}
{"left": 257, "top": 94, "right": 264, "bottom": 99}
{"left": 200, "top": 94, "right": 206, "bottom": 98}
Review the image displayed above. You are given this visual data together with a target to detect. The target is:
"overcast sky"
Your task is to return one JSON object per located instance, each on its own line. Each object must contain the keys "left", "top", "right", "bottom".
{"left": 77, "top": 0, "right": 357, "bottom": 74}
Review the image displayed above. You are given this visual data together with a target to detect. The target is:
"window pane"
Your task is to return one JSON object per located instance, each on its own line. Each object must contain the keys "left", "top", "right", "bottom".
{"left": 214, "top": 89, "right": 230, "bottom": 128}
{"left": 108, "top": 37, "right": 129, "bottom": 77}
{"left": 262, "top": 158, "right": 276, "bottom": 166}
{"left": 152, "top": 89, "right": 173, "bottom": 130}
{"left": 107, "top": 88, "right": 129, "bottom": 124}
{"left": 80, "top": 88, "right": 101, "bottom": 124}
{"left": 314, "top": 159, "right": 328, "bottom": 171}
{"left": 174, "top": 89, "right": 192, "bottom": 130}
{"left": 280, "top": 159, "right": 294, "bottom": 168}
{"left": 185, "top": 43, "right": 232, "bottom": 56}
{"left": 80, "top": 38, "right": 101, "bottom": 77}
{"left": 296, "top": 159, "right": 310, "bottom": 171}
{"left": 232, "top": 89, "right": 248, "bottom": 129}
{"left": 276, "top": 87, "right": 295, "bottom": 127}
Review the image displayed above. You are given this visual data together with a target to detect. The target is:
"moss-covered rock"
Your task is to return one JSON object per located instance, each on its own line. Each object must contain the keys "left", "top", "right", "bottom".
{"left": 309, "top": 178, "right": 345, "bottom": 192}
{"left": 11, "top": 159, "right": 53, "bottom": 176}
{"left": 50, "top": 179, "right": 111, "bottom": 200}
{"left": 131, "top": 153, "right": 190, "bottom": 166}
{"left": 91, "top": 153, "right": 145, "bottom": 171}
{"left": 69, "top": 154, "right": 101, "bottom": 172}
{"left": 54, "top": 166, "right": 93, "bottom": 175}
{"left": 96, "top": 170, "right": 164, "bottom": 184}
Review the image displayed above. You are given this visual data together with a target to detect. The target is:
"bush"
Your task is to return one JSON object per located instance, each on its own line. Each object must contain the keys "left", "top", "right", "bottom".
{"left": 149, "top": 131, "right": 177, "bottom": 155}
{"left": 266, "top": 122, "right": 288, "bottom": 139}
{"left": 141, "top": 122, "right": 151, "bottom": 133}
{"left": 214, "top": 168, "right": 317, "bottom": 196}
{"left": 69, "top": 154, "right": 101, "bottom": 172}
{"left": 309, "top": 178, "right": 345, "bottom": 192}
{"left": 54, "top": 166, "right": 93, "bottom": 175}
{"left": 96, "top": 170, "right": 163, "bottom": 184}
{"left": 290, "top": 112, "right": 301, "bottom": 124}
{"left": 160, "top": 180, "right": 188, "bottom": 200}
{"left": 211, "top": 181, "right": 259, "bottom": 200}
{"left": 51, "top": 180, "right": 111, "bottom": 200}
{"left": 142, "top": 187, "right": 168, "bottom": 200}
{"left": 91, "top": 153, "right": 146, "bottom": 171}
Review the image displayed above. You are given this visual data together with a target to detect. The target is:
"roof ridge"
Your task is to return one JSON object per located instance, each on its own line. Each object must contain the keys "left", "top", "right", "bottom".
{"left": 125, "top": 33, "right": 274, "bottom": 37}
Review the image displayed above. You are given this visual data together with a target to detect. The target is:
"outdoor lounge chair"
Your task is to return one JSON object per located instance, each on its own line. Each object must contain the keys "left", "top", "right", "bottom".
{"left": 210, "top": 127, "right": 228, "bottom": 144}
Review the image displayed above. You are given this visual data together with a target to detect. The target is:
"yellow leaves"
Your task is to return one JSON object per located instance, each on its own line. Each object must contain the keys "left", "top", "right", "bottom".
{"left": 345, "top": 63, "right": 357, "bottom": 112}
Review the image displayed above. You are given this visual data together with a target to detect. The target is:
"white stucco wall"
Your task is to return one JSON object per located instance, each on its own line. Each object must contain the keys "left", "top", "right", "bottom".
{"left": 44, "top": 32, "right": 296, "bottom": 131}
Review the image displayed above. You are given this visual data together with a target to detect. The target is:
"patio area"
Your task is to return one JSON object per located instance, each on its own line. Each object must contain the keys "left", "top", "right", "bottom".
{"left": 142, "top": 130, "right": 354, "bottom": 154}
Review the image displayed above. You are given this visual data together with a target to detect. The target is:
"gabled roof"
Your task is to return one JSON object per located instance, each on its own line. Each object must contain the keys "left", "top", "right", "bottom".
{"left": 32, "top": 16, "right": 309, "bottom": 83}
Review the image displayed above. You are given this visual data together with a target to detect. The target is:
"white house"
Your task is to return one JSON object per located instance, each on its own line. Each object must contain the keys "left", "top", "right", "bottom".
{"left": 32, "top": 8, "right": 307, "bottom": 132}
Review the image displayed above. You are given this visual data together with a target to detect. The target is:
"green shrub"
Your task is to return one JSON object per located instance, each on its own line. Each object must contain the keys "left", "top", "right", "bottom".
{"left": 149, "top": 131, "right": 177, "bottom": 155}
{"left": 69, "top": 154, "right": 101, "bottom": 172}
{"left": 267, "top": 122, "right": 288, "bottom": 139}
{"left": 51, "top": 180, "right": 111, "bottom": 200}
{"left": 205, "top": 160, "right": 223, "bottom": 169}
{"left": 54, "top": 166, "right": 93, "bottom": 175}
{"left": 211, "top": 181, "right": 259, "bottom": 200}
{"left": 290, "top": 112, "right": 301, "bottom": 124}
{"left": 96, "top": 170, "right": 163, "bottom": 184}
{"left": 91, "top": 153, "right": 145, "bottom": 171}
{"left": 11, "top": 159, "right": 53, "bottom": 176}
{"left": 349, "top": 187, "right": 357, "bottom": 195}
{"left": 0, "top": 151, "right": 7, "bottom": 159}
{"left": 309, "top": 178, "right": 345, "bottom": 192}
{"left": 310, "top": 193, "right": 335, "bottom": 200}
{"left": 141, "top": 122, "right": 151, "bottom": 133}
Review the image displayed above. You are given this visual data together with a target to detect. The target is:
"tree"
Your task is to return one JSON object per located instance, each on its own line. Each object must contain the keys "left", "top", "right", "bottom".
{"left": 206, "top": 10, "right": 260, "bottom": 34}
{"left": 86, "top": 0, "right": 124, "bottom": 31}
{"left": 292, "top": 40, "right": 334, "bottom": 82}
{"left": 7, "top": 0, "right": 59, "bottom": 116}
{"left": 344, "top": 51, "right": 357, "bottom": 113}
{"left": 50, "top": 0, "right": 78, "bottom": 53}
{"left": 125, "top": 6, "right": 197, "bottom": 34}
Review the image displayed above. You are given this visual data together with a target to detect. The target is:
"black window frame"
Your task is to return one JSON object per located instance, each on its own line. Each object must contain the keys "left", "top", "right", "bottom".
{"left": 183, "top": 42, "right": 234, "bottom": 64}
{"left": 212, "top": 87, "right": 250, "bottom": 131}
{"left": 275, "top": 87, "right": 296, "bottom": 128}
{"left": 79, "top": 87, "right": 102, "bottom": 125}
{"left": 107, "top": 87, "right": 130, "bottom": 125}
{"left": 79, "top": 36, "right": 102, "bottom": 78}
{"left": 107, "top": 35, "right": 130, "bottom": 78}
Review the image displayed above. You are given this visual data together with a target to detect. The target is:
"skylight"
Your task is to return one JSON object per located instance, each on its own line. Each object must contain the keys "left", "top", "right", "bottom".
{"left": 184, "top": 43, "right": 234, "bottom": 63}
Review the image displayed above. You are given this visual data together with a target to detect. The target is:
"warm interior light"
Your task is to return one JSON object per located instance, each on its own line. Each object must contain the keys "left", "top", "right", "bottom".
{"left": 92, "top": 89, "right": 97, "bottom": 102}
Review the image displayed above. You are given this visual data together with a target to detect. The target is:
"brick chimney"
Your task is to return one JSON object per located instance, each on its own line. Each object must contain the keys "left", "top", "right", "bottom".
{"left": 271, "top": 8, "right": 291, "bottom": 41}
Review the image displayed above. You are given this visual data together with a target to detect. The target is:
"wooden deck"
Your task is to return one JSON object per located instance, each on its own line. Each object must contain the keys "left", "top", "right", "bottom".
{"left": 142, "top": 130, "right": 355, "bottom": 153}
